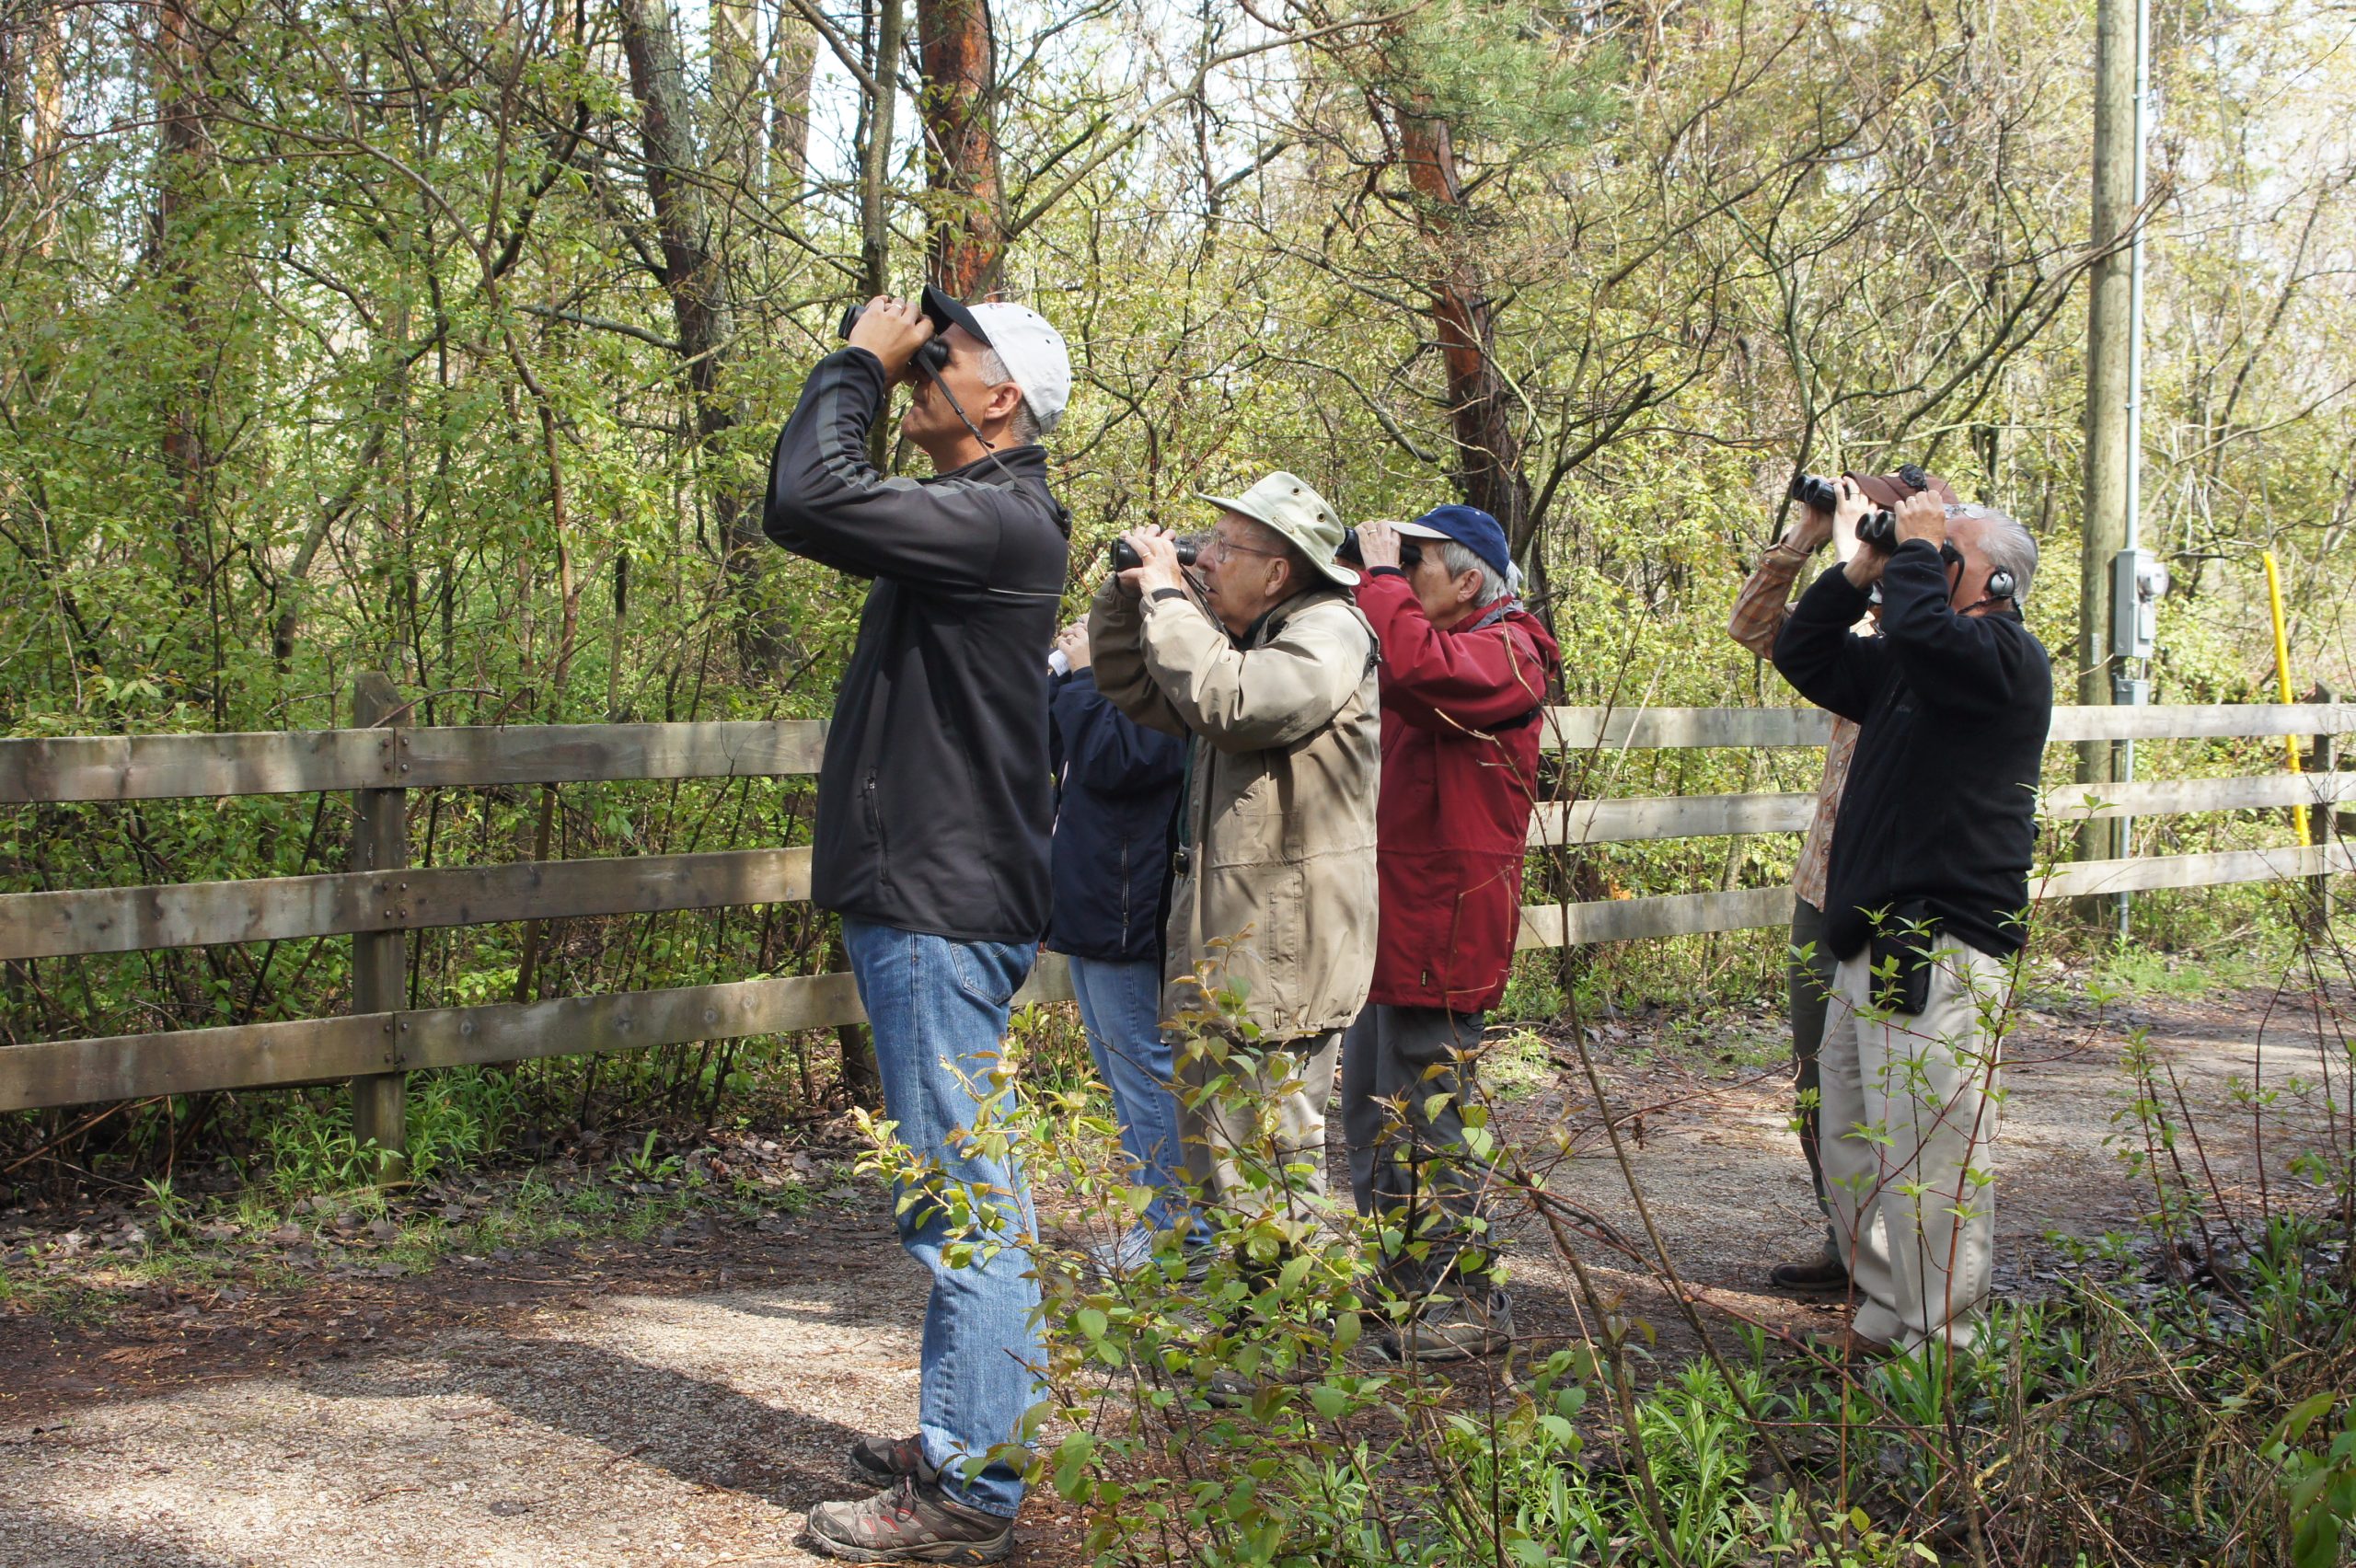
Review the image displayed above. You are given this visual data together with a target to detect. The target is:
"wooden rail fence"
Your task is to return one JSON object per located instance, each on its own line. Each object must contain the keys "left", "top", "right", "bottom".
{"left": 0, "top": 684, "right": 2344, "bottom": 1161}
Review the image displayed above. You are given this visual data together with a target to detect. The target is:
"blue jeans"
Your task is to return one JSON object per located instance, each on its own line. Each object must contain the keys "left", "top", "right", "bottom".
{"left": 839, "top": 917, "right": 1044, "bottom": 1519}
{"left": 1066, "top": 954, "right": 1187, "bottom": 1232}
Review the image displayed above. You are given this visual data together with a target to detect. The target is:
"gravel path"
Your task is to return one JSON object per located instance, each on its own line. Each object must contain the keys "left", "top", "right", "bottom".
{"left": 0, "top": 983, "right": 2334, "bottom": 1567}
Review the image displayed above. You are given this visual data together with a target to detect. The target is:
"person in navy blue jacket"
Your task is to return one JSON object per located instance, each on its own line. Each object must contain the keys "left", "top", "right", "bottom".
{"left": 1046, "top": 618, "right": 1190, "bottom": 1275}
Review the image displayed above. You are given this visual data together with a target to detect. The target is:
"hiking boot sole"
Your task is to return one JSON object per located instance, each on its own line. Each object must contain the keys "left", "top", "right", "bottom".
{"left": 802, "top": 1522, "right": 1012, "bottom": 1565}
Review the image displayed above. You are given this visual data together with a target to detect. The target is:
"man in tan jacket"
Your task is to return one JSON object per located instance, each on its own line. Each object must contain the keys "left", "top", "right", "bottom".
{"left": 1090, "top": 472, "right": 1380, "bottom": 1247}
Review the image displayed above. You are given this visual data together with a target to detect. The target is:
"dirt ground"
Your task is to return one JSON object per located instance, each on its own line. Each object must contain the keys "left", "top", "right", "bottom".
{"left": 0, "top": 979, "right": 2339, "bottom": 1568}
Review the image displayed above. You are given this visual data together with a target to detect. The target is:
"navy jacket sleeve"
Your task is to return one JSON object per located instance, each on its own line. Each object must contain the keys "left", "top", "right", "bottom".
{"left": 1052, "top": 670, "right": 1187, "bottom": 796}
{"left": 1772, "top": 562, "right": 1889, "bottom": 724}
{"left": 1875, "top": 540, "right": 2043, "bottom": 718}
{"left": 764, "top": 348, "right": 1022, "bottom": 590}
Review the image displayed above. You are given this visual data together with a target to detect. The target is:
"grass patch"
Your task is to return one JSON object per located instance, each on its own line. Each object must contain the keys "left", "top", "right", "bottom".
{"left": 2099, "top": 940, "right": 2266, "bottom": 999}
{"left": 0, "top": 1148, "right": 821, "bottom": 1329}
{"left": 1481, "top": 1029, "right": 1557, "bottom": 1102}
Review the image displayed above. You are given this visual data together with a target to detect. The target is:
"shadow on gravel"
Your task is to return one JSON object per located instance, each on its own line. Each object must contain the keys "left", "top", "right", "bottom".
{"left": 306, "top": 1331, "right": 877, "bottom": 1507}
{"left": 0, "top": 1511, "right": 237, "bottom": 1568}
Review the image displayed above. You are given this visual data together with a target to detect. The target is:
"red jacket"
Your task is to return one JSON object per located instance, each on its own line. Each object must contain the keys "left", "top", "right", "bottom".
{"left": 1355, "top": 569, "right": 1561, "bottom": 1013}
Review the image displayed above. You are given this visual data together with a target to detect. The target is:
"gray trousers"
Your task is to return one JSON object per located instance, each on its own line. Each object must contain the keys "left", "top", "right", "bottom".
{"left": 1820, "top": 940, "right": 2007, "bottom": 1349}
{"left": 1340, "top": 1006, "right": 1500, "bottom": 1294}
{"left": 1175, "top": 1028, "right": 1341, "bottom": 1242}
{"left": 1788, "top": 898, "right": 1842, "bottom": 1261}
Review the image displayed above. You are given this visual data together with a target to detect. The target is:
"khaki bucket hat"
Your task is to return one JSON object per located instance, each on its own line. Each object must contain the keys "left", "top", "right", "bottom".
{"left": 1197, "top": 471, "right": 1357, "bottom": 587}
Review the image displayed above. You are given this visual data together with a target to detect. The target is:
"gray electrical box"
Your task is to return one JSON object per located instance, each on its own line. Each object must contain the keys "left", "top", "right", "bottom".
{"left": 2110, "top": 547, "right": 2166, "bottom": 661}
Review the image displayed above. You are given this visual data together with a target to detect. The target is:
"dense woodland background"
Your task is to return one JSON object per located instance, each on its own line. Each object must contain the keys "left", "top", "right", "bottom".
{"left": 0, "top": 0, "right": 2349, "bottom": 1136}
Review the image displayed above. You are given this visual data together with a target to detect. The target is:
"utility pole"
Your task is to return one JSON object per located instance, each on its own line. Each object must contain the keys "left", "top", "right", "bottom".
{"left": 2112, "top": 0, "right": 2155, "bottom": 940}
{"left": 2076, "top": 0, "right": 2137, "bottom": 890}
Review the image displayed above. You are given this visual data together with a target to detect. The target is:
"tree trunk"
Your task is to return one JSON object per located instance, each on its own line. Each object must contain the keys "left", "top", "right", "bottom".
{"left": 915, "top": 0, "right": 1002, "bottom": 297}
{"left": 154, "top": 0, "right": 213, "bottom": 592}
{"left": 30, "top": 9, "right": 59, "bottom": 255}
{"left": 617, "top": 0, "right": 789, "bottom": 674}
{"left": 1395, "top": 109, "right": 1536, "bottom": 555}
{"left": 855, "top": 0, "right": 907, "bottom": 470}
{"left": 860, "top": 0, "right": 907, "bottom": 303}
{"left": 768, "top": 6, "right": 817, "bottom": 201}
{"left": 710, "top": 0, "right": 761, "bottom": 203}
{"left": 3, "top": 5, "right": 64, "bottom": 255}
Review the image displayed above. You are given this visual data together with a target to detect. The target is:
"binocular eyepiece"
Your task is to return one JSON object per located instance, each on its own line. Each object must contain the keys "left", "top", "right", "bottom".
{"left": 837, "top": 303, "right": 953, "bottom": 377}
{"left": 1853, "top": 507, "right": 1900, "bottom": 549}
{"left": 1790, "top": 473, "right": 1896, "bottom": 550}
{"left": 1789, "top": 473, "right": 1842, "bottom": 514}
{"left": 1110, "top": 537, "right": 1200, "bottom": 572}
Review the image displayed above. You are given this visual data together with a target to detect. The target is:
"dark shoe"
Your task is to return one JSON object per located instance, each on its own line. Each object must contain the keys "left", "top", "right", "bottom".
{"left": 1768, "top": 1255, "right": 1852, "bottom": 1294}
{"left": 1393, "top": 1290, "right": 1515, "bottom": 1365}
{"left": 847, "top": 1432, "right": 923, "bottom": 1487}
{"left": 803, "top": 1470, "right": 1013, "bottom": 1564}
{"left": 1084, "top": 1228, "right": 1217, "bottom": 1283}
{"left": 1198, "top": 1333, "right": 1327, "bottom": 1406}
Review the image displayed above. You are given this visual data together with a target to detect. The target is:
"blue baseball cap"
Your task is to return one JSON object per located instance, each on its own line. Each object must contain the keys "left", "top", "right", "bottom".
{"left": 1396, "top": 504, "right": 1514, "bottom": 582}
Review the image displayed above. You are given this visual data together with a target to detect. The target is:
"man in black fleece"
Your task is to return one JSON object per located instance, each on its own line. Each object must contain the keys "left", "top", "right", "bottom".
{"left": 765, "top": 291, "right": 1071, "bottom": 1562}
{"left": 1772, "top": 487, "right": 2051, "bottom": 1355}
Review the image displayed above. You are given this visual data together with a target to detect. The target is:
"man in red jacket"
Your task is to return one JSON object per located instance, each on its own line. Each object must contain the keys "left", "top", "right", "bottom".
{"left": 1341, "top": 504, "right": 1560, "bottom": 1363}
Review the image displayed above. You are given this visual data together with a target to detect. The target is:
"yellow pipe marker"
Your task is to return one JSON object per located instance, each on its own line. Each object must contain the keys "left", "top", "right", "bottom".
{"left": 2263, "top": 549, "right": 2312, "bottom": 847}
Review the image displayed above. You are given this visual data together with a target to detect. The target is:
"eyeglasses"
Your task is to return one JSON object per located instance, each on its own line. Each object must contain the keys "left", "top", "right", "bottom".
{"left": 1205, "top": 534, "right": 1286, "bottom": 563}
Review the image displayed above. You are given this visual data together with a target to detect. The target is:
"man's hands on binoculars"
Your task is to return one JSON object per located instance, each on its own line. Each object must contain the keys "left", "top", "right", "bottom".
{"left": 846, "top": 295, "right": 937, "bottom": 382}
{"left": 1841, "top": 491, "right": 1948, "bottom": 589}
{"left": 1352, "top": 520, "right": 1404, "bottom": 571}
{"left": 1114, "top": 527, "right": 1185, "bottom": 598}
{"left": 1782, "top": 477, "right": 1865, "bottom": 561}
{"left": 1892, "top": 490, "right": 1946, "bottom": 549}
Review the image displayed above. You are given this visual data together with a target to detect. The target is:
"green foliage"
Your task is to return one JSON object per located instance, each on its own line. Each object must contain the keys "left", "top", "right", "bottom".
{"left": 2, "top": 0, "right": 2341, "bottom": 1180}
{"left": 2274, "top": 1394, "right": 2356, "bottom": 1568}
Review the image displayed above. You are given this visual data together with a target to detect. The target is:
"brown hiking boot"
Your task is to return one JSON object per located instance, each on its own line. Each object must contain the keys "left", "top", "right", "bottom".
{"left": 847, "top": 1432, "right": 923, "bottom": 1487}
{"left": 803, "top": 1465, "right": 1013, "bottom": 1564}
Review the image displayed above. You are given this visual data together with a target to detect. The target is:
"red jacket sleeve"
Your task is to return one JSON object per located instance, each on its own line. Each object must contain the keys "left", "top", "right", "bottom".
{"left": 1357, "top": 570, "right": 1548, "bottom": 731}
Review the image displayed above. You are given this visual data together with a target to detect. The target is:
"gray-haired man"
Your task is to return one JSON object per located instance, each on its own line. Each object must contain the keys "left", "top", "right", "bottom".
{"left": 1727, "top": 466, "right": 1956, "bottom": 1294}
{"left": 1089, "top": 473, "right": 1380, "bottom": 1249}
{"left": 1772, "top": 492, "right": 2050, "bottom": 1355}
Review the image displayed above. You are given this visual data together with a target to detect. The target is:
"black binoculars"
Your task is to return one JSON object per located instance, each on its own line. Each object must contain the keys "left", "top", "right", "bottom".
{"left": 1790, "top": 473, "right": 1896, "bottom": 549}
{"left": 1336, "top": 527, "right": 1423, "bottom": 571}
{"left": 1110, "top": 536, "right": 1200, "bottom": 572}
{"left": 837, "top": 301, "right": 953, "bottom": 377}
{"left": 1789, "top": 473, "right": 1842, "bottom": 513}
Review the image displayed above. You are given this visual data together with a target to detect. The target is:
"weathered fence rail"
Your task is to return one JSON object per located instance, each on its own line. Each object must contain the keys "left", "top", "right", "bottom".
{"left": 0, "top": 691, "right": 2343, "bottom": 1144}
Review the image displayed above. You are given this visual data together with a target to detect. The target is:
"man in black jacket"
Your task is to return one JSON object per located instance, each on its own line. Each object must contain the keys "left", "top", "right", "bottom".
{"left": 1772, "top": 490, "right": 2051, "bottom": 1356}
{"left": 765, "top": 290, "right": 1071, "bottom": 1561}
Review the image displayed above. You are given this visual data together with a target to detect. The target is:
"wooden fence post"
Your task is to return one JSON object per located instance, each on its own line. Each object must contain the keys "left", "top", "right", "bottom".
{"left": 349, "top": 673, "right": 410, "bottom": 1179}
{"left": 2312, "top": 682, "right": 2337, "bottom": 927}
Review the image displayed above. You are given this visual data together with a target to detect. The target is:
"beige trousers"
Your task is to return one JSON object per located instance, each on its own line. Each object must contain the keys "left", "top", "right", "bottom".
{"left": 1173, "top": 1029, "right": 1341, "bottom": 1245}
{"left": 1819, "top": 939, "right": 2008, "bottom": 1351}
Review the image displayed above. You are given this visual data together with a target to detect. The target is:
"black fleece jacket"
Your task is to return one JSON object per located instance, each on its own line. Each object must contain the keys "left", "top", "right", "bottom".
{"left": 764, "top": 347, "right": 1070, "bottom": 944}
{"left": 1772, "top": 540, "right": 2053, "bottom": 961}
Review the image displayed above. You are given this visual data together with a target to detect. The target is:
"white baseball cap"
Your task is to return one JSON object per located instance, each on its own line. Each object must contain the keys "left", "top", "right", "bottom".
{"left": 925, "top": 286, "right": 1072, "bottom": 436}
{"left": 968, "top": 302, "right": 1071, "bottom": 435}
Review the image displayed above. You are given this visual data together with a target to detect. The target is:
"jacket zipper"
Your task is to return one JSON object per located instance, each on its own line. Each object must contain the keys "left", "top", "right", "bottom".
{"left": 863, "top": 770, "right": 891, "bottom": 889}
{"left": 1117, "top": 836, "right": 1131, "bottom": 951}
